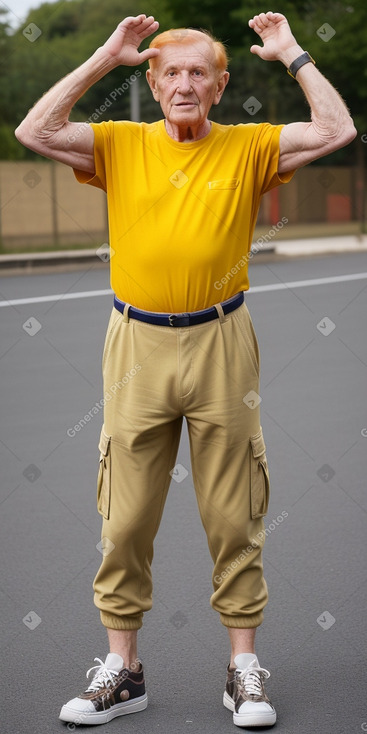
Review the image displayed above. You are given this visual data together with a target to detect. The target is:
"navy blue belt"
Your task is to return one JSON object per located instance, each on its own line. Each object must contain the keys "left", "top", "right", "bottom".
{"left": 113, "top": 292, "right": 244, "bottom": 327}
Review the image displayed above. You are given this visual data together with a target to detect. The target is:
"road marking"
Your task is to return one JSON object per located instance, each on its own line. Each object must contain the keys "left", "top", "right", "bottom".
{"left": 249, "top": 272, "right": 367, "bottom": 293}
{"left": 1, "top": 273, "right": 367, "bottom": 308}
{"left": 0, "top": 288, "right": 112, "bottom": 307}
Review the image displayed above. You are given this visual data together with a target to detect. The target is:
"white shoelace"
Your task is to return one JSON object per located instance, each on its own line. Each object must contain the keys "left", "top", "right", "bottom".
{"left": 237, "top": 664, "right": 270, "bottom": 697}
{"left": 85, "top": 658, "right": 121, "bottom": 693}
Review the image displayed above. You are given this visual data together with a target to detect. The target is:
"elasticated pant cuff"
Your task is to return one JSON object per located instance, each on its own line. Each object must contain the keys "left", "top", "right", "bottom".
{"left": 219, "top": 611, "right": 264, "bottom": 629}
{"left": 100, "top": 611, "right": 143, "bottom": 630}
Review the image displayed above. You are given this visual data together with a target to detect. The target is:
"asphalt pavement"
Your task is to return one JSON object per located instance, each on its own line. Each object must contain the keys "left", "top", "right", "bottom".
{"left": 1, "top": 251, "right": 367, "bottom": 734}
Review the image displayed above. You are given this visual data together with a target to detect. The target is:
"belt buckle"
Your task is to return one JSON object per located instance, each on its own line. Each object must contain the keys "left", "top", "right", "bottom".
{"left": 168, "top": 313, "right": 178, "bottom": 326}
{"left": 168, "top": 312, "right": 190, "bottom": 327}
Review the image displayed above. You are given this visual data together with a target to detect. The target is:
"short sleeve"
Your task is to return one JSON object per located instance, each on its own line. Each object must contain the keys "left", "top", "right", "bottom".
{"left": 73, "top": 122, "right": 111, "bottom": 191}
{"left": 255, "top": 123, "right": 296, "bottom": 194}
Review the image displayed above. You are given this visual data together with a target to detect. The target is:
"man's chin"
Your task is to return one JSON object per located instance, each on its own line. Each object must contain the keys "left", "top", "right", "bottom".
{"left": 166, "top": 109, "right": 202, "bottom": 126}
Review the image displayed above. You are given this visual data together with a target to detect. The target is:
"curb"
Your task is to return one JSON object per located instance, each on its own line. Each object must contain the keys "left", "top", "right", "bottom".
{"left": 274, "top": 234, "right": 367, "bottom": 257}
{"left": 0, "top": 248, "right": 107, "bottom": 271}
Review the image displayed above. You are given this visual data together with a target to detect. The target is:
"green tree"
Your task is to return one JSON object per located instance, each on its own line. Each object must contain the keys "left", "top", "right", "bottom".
{"left": 167, "top": 0, "right": 366, "bottom": 163}
{"left": 3, "top": 0, "right": 173, "bottom": 159}
{"left": 1, "top": 0, "right": 366, "bottom": 163}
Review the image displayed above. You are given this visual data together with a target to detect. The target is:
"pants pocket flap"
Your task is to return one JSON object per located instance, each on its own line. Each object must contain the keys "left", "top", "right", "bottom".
{"left": 98, "top": 427, "right": 111, "bottom": 457}
{"left": 97, "top": 426, "right": 112, "bottom": 520}
{"left": 249, "top": 427, "right": 270, "bottom": 519}
{"left": 250, "top": 427, "right": 266, "bottom": 458}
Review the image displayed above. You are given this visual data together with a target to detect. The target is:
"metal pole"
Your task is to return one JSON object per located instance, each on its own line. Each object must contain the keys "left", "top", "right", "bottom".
{"left": 0, "top": 163, "right": 3, "bottom": 251}
{"left": 130, "top": 74, "right": 140, "bottom": 122}
{"left": 50, "top": 160, "right": 59, "bottom": 247}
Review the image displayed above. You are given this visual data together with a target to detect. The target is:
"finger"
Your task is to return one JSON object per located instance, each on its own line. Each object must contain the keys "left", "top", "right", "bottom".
{"left": 258, "top": 13, "right": 270, "bottom": 26}
{"left": 120, "top": 15, "right": 156, "bottom": 32}
{"left": 138, "top": 47, "right": 160, "bottom": 63}
{"left": 134, "top": 15, "right": 159, "bottom": 33}
{"left": 137, "top": 19, "right": 159, "bottom": 40}
{"left": 130, "top": 14, "right": 152, "bottom": 25}
{"left": 248, "top": 16, "right": 265, "bottom": 34}
{"left": 120, "top": 15, "right": 147, "bottom": 27}
{"left": 265, "top": 11, "right": 286, "bottom": 21}
{"left": 252, "top": 14, "right": 267, "bottom": 30}
{"left": 249, "top": 44, "right": 264, "bottom": 58}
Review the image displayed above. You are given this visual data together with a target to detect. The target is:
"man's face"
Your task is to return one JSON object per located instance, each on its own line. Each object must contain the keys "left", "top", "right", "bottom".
{"left": 146, "top": 40, "right": 229, "bottom": 127}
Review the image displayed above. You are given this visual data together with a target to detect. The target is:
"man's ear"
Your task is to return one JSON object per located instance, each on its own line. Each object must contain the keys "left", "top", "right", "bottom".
{"left": 146, "top": 69, "right": 160, "bottom": 102}
{"left": 213, "top": 71, "right": 230, "bottom": 106}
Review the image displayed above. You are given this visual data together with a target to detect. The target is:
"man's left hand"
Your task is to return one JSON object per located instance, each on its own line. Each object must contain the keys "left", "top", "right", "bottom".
{"left": 248, "top": 12, "right": 298, "bottom": 62}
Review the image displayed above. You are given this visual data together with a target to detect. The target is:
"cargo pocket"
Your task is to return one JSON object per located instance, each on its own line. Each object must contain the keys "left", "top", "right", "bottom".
{"left": 97, "top": 426, "right": 111, "bottom": 520}
{"left": 249, "top": 427, "right": 270, "bottom": 519}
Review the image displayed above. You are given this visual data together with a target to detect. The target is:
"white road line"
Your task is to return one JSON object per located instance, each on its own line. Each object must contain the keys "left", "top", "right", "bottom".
{"left": 249, "top": 272, "right": 367, "bottom": 293}
{"left": 0, "top": 288, "right": 113, "bottom": 308}
{"left": 1, "top": 272, "right": 367, "bottom": 308}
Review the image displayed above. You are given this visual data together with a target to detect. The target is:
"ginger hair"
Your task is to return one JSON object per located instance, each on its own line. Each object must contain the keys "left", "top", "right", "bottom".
{"left": 148, "top": 28, "right": 229, "bottom": 75}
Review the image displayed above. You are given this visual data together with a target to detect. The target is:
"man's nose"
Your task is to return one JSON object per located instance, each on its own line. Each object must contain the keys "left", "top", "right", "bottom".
{"left": 177, "top": 71, "right": 192, "bottom": 94}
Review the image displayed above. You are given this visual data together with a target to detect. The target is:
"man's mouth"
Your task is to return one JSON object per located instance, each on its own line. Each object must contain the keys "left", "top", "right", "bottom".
{"left": 175, "top": 102, "right": 197, "bottom": 106}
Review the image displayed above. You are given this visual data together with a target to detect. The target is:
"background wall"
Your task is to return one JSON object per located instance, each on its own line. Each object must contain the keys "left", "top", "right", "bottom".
{"left": 0, "top": 160, "right": 362, "bottom": 251}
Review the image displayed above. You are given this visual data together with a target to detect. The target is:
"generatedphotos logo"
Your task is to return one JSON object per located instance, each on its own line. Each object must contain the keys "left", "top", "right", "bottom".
{"left": 214, "top": 510, "right": 289, "bottom": 585}
{"left": 67, "top": 70, "right": 142, "bottom": 143}
{"left": 214, "top": 217, "right": 288, "bottom": 290}
{"left": 67, "top": 364, "right": 142, "bottom": 438}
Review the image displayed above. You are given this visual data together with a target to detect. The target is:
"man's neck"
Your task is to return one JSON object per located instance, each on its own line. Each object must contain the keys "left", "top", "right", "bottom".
{"left": 164, "top": 119, "right": 212, "bottom": 142}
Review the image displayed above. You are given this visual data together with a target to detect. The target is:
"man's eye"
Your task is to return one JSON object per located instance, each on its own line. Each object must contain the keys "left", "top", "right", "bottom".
{"left": 193, "top": 70, "right": 203, "bottom": 76}
{"left": 167, "top": 71, "right": 176, "bottom": 77}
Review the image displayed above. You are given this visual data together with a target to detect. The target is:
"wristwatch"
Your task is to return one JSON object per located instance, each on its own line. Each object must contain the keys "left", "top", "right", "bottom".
{"left": 287, "top": 51, "right": 316, "bottom": 79}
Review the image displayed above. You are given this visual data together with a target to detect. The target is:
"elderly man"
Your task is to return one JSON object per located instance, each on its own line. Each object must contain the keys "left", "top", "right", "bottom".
{"left": 16, "top": 11, "right": 355, "bottom": 729}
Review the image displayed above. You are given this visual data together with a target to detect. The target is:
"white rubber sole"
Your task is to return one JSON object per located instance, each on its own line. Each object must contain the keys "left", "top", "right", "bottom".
{"left": 59, "top": 693, "right": 148, "bottom": 725}
{"left": 223, "top": 690, "right": 276, "bottom": 727}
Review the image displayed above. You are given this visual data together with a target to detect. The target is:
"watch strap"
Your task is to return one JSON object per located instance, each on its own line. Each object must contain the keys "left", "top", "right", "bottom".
{"left": 287, "top": 51, "right": 315, "bottom": 79}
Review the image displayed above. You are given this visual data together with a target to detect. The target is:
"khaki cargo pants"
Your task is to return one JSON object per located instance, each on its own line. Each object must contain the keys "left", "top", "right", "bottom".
{"left": 94, "top": 295, "right": 270, "bottom": 631}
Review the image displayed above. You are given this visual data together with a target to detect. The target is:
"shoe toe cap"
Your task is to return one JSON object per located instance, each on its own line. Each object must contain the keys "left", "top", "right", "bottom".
{"left": 61, "top": 696, "right": 96, "bottom": 715}
{"left": 238, "top": 699, "right": 275, "bottom": 715}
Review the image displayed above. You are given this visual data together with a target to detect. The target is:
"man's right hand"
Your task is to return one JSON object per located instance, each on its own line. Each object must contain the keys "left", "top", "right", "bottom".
{"left": 102, "top": 15, "right": 160, "bottom": 67}
{"left": 15, "top": 14, "right": 160, "bottom": 173}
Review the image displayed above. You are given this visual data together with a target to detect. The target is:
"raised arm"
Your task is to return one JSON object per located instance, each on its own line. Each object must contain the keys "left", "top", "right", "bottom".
{"left": 15, "top": 14, "right": 159, "bottom": 173}
{"left": 248, "top": 12, "right": 357, "bottom": 174}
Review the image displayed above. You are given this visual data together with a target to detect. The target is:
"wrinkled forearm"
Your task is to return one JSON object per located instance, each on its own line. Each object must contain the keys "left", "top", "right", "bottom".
{"left": 277, "top": 45, "right": 356, "bottom": 172}
{"left": 297, "top": 67, "right": 354, "bottom": 142}
{"left": 15, "top": 47, "right": 117, "bottom": 148}
{"left": 280, "top": 45, "right": 355, "bottom": 139}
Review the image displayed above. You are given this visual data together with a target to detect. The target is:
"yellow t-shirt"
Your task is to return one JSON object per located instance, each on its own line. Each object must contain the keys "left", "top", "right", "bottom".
{"left": 74, "top": 119, "right": 294, "bottom": 312}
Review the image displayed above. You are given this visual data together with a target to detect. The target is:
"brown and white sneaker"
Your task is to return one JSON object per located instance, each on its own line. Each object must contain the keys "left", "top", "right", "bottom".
{"left": 223, "top": 653, "right": 276, "bottom": 728}
{"left": 59, "top": 653, "right": 147, "bottom": 726}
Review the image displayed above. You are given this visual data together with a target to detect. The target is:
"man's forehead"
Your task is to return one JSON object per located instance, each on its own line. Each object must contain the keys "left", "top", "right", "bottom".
{"left": 157, "top": 41, "right": 216, "bottom": 70}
